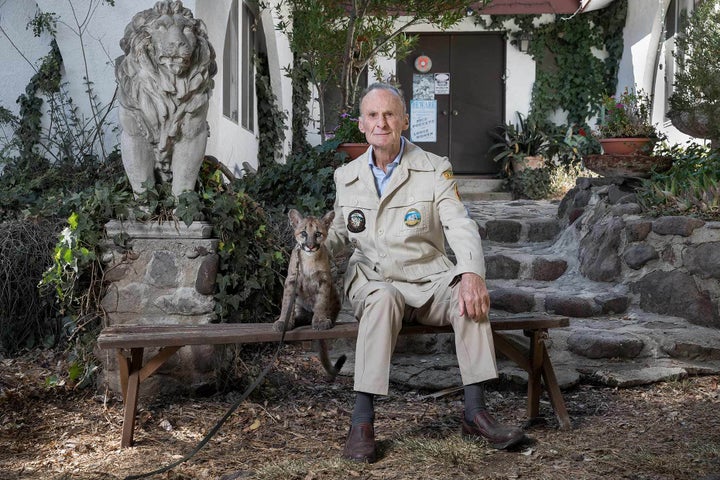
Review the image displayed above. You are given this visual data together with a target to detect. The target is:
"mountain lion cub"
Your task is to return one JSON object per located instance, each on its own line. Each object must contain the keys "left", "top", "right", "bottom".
{"left": 274, "top": 209, "right": 346, "bottom": 379}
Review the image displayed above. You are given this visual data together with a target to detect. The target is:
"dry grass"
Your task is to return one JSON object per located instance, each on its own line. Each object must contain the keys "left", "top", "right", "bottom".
{"left": 1, "top": 347, "right": 719, "bottom": 480}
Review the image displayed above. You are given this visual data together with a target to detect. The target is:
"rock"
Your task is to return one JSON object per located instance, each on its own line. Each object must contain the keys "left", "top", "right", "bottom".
{"left": 684, "top": 242, "right": 720, "bottom": 279}
{"left": 631, "top": 270, "right": 720, "bottom": 328}
{"left": 146, "top": 250, "right": 180, "bottom": 287}
{"left": 607, "top": 184, "right": 637, "bottom": 204}
{"left": 579, "top": 216, "right": 625, "bottom": 282}
{"left": 593, "top": 294, "right": 630, "bottom": 314}
{"left": 490, "top": 288, "right": 535, "bottom": 313}
{"left": 625, "top": 220, "right": 652, "bottom": 242}
{"left": 622, "top": 244, "right": 659, "bottom": 269}
{"left": 485, "top": 220, "right": 522, "bottom": 243}
{"left": 567, "top": 330, "right": 644, "bottom": 359}
{"left": 532, "top": 257, "right": 567, "bottom": 281}
{"left": 545, "top": 295, "right": 600, "bottom": 318}
{"left": 652, "top": 216, "right": 705, "bottom": 237}
{"left": 485, "top": 255, "right": 521, "bottom": 279}
{"left": 527, "top": 218, "right": 560, "bottom": 242}
{"left": 585, "top": 366, "right": 687, "bottom": 387}
{"left": 195, "top": 253, "right": 219, "bottom": 294}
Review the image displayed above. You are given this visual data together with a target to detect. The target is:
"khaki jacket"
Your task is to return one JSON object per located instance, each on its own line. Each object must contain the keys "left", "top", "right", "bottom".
{"left": 326, "top": 140, "right": 486, "bottom": 308}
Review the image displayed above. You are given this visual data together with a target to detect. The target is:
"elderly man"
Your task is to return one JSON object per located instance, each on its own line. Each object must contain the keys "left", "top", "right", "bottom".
{"left": 326, "top": 82, "right": 525, "bottom": 463}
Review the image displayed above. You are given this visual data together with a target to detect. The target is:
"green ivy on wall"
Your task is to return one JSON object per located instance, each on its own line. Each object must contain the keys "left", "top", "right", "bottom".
{"left": 474, "top": 0, "right": 627, "bottom": 128}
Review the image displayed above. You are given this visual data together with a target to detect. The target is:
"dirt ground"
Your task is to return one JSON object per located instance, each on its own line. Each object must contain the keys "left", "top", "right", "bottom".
{"left": 1, "top": 347, "right": 719, "bottom": 480}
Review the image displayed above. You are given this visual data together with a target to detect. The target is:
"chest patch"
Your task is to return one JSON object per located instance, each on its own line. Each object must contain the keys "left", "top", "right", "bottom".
{"left": 347, "top": 209, "right": 366, "bottom": 233}
{"left": 404, "top": 208, "right": 422, "bottom": 227}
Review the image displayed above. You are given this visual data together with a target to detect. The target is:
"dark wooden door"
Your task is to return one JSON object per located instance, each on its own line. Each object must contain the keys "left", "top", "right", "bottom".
{"left": 397, "top": 33, "right": 505, "bottom": 175}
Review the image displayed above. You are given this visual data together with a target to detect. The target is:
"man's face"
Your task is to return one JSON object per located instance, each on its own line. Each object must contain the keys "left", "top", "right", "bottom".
{"left": 358, "top": 89, "right": 409, "bottom": 152}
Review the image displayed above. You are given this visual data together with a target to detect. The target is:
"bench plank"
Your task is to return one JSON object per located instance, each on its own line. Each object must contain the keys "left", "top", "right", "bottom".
{"left": 98, "top": 314, "right": 569, "bottom": 349}
{"left": 100, "top": 313, "right": 571, "bottom": 447}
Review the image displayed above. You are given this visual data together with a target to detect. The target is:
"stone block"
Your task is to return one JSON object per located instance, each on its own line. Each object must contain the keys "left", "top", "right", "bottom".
{"left": 567, "top": 330, "right": 644, "bottom": 359}
{"left": 631, "top": 270, "right": 720, "bottom": 328}
{"left": 485, "top": 220, "right": 522, "bottom": 243}
{"left": 490, "top": 288, "right": 535, "bottom": 313}
{"left": 684, "top": 242, "right": 720, "bottom": 279}
{"left": 593, "top": 293, "right": 630, "bottom": 314}
{"left": 531, "top": 257, "right": 567, "bottom": 281}
{"left": 545, "top": 295, "right": 600, "bottom": 318}
{"left": 485, "top": 255, "right": 521, "bottom": 279}
{"left": 622, "top": 243, "right": 658, "bottom": 269}
{"left": 527, "top": 218, "right": 561, "bottom": 242}
{"left": 652, "top": 216, "right": 705, "bottom": 237}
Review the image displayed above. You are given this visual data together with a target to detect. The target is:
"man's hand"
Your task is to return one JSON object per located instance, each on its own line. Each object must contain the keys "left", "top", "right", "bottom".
{"left": 458, "top": 272, "right": 490, "bottom": 322}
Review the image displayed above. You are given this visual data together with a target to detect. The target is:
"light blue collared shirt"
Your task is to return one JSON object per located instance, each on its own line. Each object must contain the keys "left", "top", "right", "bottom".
{"left": 368, "top": 137, "right": 405, "bottom": 196}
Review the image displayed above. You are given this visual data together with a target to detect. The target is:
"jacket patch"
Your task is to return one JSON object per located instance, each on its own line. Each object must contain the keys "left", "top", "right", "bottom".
{"left": 442, "top": 169, "right": 454, "bottom": 180}
{"left": 347, "top": 209, "right": 366, "bottom": 233}
{"left": 404, "top": 208, "right": 422, "bottom": 227}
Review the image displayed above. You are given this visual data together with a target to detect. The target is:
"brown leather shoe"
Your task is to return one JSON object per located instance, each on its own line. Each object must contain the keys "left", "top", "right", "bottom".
{"left": 461, "top": 410, "right": 525, "bottom": 450}
{"left": 343, "top": 422, "right": 377, "bottom": 463}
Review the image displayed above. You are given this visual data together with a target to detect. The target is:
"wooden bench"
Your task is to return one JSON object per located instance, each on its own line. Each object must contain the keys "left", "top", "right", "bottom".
{"left": 97, "top": 314, "right": 570, "bottom": 447}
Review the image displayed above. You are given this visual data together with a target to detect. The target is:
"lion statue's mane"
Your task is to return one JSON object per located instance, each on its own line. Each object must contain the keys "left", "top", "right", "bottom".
{"left": 115, "top": 0, "right": 217, "bottom": 198}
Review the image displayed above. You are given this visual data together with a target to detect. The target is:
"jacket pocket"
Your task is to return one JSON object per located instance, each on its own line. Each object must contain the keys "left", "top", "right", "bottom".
{"left": 402, "top": 256, "right": 453, "bottom": 282}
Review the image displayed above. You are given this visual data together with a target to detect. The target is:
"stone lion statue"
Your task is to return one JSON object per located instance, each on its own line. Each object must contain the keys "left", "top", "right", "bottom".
{"left": 115, "top": 1, "right": 217, "bottom": 200}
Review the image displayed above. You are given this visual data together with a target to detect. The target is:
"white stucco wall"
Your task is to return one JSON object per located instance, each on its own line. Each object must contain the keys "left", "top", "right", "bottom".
{"left": 1, "top": 1, "right": 198, "bottom": 156}
{"left": 618, "top": 0, "right": 694, "bottom": 145}
{"left": 0, "top": 2, "right": 54, "bottom": 117}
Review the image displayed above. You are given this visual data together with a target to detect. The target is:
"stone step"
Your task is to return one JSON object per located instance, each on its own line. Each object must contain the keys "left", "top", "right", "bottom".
{"left": 462, "top": 191, "right": 513, "bottom": 201}
{"left": 484, "top": 252, "right": 568, "bottom": 281}
{"left": 456, "top": 178, "right": 512, "bottom": 201}
{"left": 486, "top": 280, "right": 631, "bottom": 318}
{"left": 477, "top": 217, "right": 561, "bottom": 244}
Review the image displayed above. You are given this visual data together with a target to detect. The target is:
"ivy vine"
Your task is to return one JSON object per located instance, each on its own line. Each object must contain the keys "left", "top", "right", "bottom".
{"left": 474, "top": 0, "right": 628, "bottom": 128}
{"left": 255, "top": 52, "right": 287, "bottom": 170}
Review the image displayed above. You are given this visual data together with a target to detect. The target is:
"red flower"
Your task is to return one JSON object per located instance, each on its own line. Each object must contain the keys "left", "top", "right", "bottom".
{"left": 578, "top": 128, "right": 586, "bottom": 137}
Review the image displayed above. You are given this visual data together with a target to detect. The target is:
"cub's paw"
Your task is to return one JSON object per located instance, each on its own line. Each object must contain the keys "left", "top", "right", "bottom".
{"left": 273, "top": 319, "right": 291, "bottom": 332}
{"left": 312, "top": 317, "right": 333, "bottom": 331}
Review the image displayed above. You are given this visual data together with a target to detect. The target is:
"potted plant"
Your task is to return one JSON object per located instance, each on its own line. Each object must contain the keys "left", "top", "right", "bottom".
{"left": 489, "top": 113, "right": 553, "bottom": 176}
{"left": 667, "top": 0, "right": 720, "bottom": 148}
{"left": 595, "top": 87, "right": 659, "bottom": 155}
{"left": 326, "top": 112, "right": 368, "bottom": 160}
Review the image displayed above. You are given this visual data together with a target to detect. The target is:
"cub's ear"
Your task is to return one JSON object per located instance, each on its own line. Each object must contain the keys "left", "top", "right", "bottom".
{"left": 321, "top": 210, "right": 335, "bottom": 228}
{"left": 288, "top": 209, "right": 303, "bottom": 228}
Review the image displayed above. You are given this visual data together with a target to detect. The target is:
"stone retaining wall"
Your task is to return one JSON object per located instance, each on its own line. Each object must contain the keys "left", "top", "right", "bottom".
{"left": 559, "top": 178, "right": 720, "bottom": 329}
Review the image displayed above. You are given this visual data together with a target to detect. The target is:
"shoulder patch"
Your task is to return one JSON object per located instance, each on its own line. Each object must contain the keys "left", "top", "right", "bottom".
{"left": 442, "top": 169, "right": 454, "bottom": 180}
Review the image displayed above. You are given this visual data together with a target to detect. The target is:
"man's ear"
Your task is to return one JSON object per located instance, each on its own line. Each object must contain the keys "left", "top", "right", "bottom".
{"left": 402, "top": 113, "right": 409, "bottom": 131}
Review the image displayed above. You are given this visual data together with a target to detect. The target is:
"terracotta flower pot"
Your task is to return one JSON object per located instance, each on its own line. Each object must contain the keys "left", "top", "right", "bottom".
{"left": 512, "top": 155, "right": 545, "bottom": 173}
{"left": 598, "top": 137, "right": 652, "bottom": 155}
{"left": 336, "top": 143, "right": 369, "bottom": 160}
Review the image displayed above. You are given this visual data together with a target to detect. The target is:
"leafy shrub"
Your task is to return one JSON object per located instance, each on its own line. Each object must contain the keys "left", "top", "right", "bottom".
{"left": 637, "top": 143, "right": 720, "bottom": 219}
{"left": 239, "top": 145, "right": 343, "bottom": 218}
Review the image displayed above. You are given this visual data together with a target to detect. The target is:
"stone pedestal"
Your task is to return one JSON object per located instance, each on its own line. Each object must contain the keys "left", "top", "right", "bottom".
{"left": 98, "top": 220, "right": 221, "bottom": 397}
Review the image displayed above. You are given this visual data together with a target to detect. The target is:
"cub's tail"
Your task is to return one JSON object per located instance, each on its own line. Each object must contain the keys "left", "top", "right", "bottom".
{"left": 315, "top": 339, "right": 347, "bottom": 382}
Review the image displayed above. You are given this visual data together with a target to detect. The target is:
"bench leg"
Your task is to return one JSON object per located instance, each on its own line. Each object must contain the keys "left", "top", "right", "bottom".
{"left": 541, "top": 348, "right": 572, "bottom": 430}
{"left": 119, "top": 348, "right": 144, "bottom": 448}
{"left": 526, "top": 330, "right": 545, "bottom": 422}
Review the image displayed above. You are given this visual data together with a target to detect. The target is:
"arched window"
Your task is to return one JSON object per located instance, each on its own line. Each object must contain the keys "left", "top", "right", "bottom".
{"left": 222, "top": 0, "right": 239, "bottom": 122}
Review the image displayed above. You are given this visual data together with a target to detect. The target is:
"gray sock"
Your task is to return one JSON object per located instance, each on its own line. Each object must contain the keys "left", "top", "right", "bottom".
{"left": 464, "top": 383, "right": 486, "bottom": 423}
{"left": 351, "top": 391, "right": 375, "bottom": 425}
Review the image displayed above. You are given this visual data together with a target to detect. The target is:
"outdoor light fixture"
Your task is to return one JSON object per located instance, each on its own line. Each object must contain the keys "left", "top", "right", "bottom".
{"left": 518, "top": 32, "right": 531, "bottom": 53}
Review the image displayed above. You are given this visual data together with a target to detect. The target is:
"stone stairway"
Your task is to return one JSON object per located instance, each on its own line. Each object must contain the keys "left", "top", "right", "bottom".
{"left": 473, "top": 200, "right": 631, "bottom": 319}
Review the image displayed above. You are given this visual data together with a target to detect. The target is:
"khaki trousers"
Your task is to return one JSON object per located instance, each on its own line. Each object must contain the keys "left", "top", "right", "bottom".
{"left": 349, "top": 276, "right": 498, "bottom": 395}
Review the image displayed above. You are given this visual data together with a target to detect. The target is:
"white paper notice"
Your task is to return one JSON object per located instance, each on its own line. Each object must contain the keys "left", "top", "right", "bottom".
{"left": 434, "top": 73, "right": 450, "bottom": 94}
{"left": 410, "top": 100, "right": 437, "bottom": 143}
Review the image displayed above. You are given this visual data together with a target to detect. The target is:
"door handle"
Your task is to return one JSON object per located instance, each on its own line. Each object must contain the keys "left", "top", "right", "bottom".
{"left": 452, "top": 110, "right": 458, "bottom": 116}
{"left": 442, "top": 110, "right": 448, "bottom": 116}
